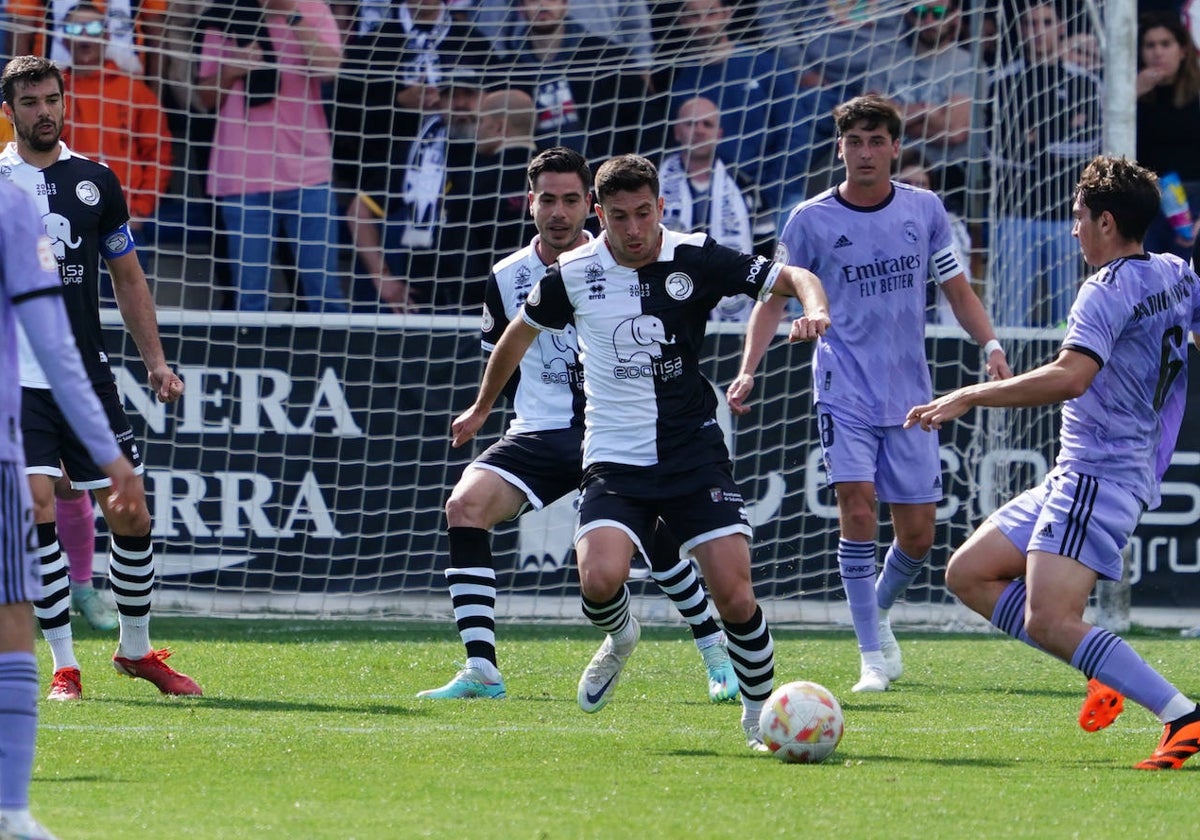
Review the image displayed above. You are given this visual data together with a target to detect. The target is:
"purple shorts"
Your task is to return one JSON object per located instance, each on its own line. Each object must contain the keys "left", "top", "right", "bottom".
{"left": 989, "top": 467, "right": 1143, "bottom": 581}
{"left": 816, "top": 404, "right": 943, "bottom": 504}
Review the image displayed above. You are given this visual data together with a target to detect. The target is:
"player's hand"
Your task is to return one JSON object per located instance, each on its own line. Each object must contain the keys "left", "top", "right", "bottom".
{"left": 987, "top": 350, "right": 1013, "bottom": 381}
{"left": 726, "top": 373, "right": 755, "bottom": 416}
{"left": 451, "top": 405, "right": 488, "bottom": 448}
{"left": 100, "top": 456, "right": 143, "bottom": 517}
{"left": 149, "top": 366, "right": 184, "bottom": 403}
{"left": 787, "top": 310, "right": 830, "bottom": 343}
{"left": 904, "top": 389, "right": 972, "bottom": 431}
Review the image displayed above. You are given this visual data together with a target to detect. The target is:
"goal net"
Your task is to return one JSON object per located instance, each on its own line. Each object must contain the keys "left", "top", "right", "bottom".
{"left": 9, "top": 0, "right": 1182, "bottom": 629}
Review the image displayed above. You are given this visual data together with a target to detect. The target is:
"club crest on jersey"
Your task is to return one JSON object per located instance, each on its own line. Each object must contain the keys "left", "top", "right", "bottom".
{"left": 105, "top": 230, "right": 130, "bottom": 253}
{"left": 527, "top": 282, "right": 542, "bottom": 306}
{"left": 903, "top": 220, "right": 919, "bottom": 244}
{"left": 75, "top": 180, "right": 100, "bottom": 206}
{"left": 481, "top": 305, "right": 495, "bottom": 333}
{"left": 585, "top": 262, "right": 604, "bottom": 283}
{"left": 665, "top": 272, "right": 693, "bottom": 301}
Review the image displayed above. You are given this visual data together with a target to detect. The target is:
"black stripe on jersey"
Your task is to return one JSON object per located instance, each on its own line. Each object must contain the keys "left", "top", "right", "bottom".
{"left": 934, "top": 251, "right": 958, "bottom": 276}
{"left": 10, "top": 285, "right": 64, "bottom": 306}
{"left": 1059, "top": 473, "right": 1099, "bottom": 559}
{"left": 1061, "top": 343, "right": 1104, "bottom": 370}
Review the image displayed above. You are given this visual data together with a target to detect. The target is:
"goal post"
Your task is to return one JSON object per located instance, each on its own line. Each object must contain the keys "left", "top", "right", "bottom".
{"left": 64, "top": 0, "right": 1193, "bottom": 629}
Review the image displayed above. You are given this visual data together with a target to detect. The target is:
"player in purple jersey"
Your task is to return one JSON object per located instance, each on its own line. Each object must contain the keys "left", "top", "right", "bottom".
{"left": 1, "top": 179, "right": 141, "bottom": 840}
{"left": 451, "top": 154, "right": 831, "bottom": 751}
{"left": 906, "top": 156, "right": 1200, "bottom": 770}
{"left": 728, "top": 95, "right": 1012, "bottom": 693}
{"left": 1, "top": 56, "right": 201, "bottom": 701}
{"left": 420, "top": 148, "right": 741, "bottom": 704}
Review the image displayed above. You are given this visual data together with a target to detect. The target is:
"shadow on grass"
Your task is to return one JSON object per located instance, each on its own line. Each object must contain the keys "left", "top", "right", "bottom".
{"left": 82, "top": 695, "right": 428, "bottom": 715}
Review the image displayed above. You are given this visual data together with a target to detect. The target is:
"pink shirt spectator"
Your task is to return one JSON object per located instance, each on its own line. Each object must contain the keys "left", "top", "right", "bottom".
{"left": 200, "top": 0, "right": 339, "bottom": 198}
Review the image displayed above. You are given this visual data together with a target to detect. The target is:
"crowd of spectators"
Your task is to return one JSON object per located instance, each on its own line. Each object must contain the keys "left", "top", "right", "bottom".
{"left": 0, "top": 0, "right": 1196, "bottom": 323}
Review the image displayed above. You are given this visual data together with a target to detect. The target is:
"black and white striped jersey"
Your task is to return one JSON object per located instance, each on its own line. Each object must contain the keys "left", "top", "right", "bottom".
{"left": 481, "top": 235, "right": 588, "bottom": 434}
{"left": 523, "top": 227, "right": 781, "bottom": 471}
{"left": 0, "top": 141, "right": 134, "bottom": 389}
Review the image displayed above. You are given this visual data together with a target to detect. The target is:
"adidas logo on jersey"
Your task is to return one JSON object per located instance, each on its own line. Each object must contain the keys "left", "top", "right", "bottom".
{"left": 1038, "top": 523, "right": 1054, "bottom": 539}
{"left": 834, "top": 235, "right": 853, "bottom": 248}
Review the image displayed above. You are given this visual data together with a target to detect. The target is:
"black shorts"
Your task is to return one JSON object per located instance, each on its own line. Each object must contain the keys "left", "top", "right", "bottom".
{"left": 469, "top": 426, "right": 584, "bottom": 514}
{"left": 21, "top": 383, "right": 143, "bottom": 489}
{"left": 576, "top": 461, "right": 751, "bottom": 559}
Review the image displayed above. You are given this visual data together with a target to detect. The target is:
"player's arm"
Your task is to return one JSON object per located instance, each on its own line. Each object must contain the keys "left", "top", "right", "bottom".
{"left": 727, "top": 295, "right": 789, "bottom": 417}
{"left": 106, "top": 250, "right": 183, "bottom": 403}
{"left": 905, "top": 348, "right": 1098, "bottom": 432}
{"left": 14, "top": 292, "right": 142, "bottom": 513}
{"left": 451, "top": 318, "right": 540, "bottom": 448}
{"left": 771, "top": 264, "right": 830, "bottom": 342}
{"left": 940, "top": 273, "right": 1013, "bottom": 380}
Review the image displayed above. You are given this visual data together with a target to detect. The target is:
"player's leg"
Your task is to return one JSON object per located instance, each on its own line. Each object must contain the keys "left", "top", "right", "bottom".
{"left": 79, "top": 387, "right": 200, "bottom": 696}
{"left": 873, "top": 422, "right": 941, "bottom": 683}
{"left": 0, "top": 461, "right": 58, "bottom": 839}
{"left": 662, "top": 469, "right": 772, "bottom": 751}
{"left": 645, "top": 524, "right": 738, "bottom": 703}
{"left": 1022, "top": 475, "right": 1200, "bottom": 768}
{"left": 55, "top": 477, "right": 116, "bottom": 633}
{"left": 573, "top": 482, "right": 648, "bottom": 714}
{"left": 418, "top": 466, "right": 527, "bottom": 700}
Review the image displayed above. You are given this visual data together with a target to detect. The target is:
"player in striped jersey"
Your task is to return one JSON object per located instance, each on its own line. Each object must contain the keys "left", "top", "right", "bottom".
{"left": 420, "top": 147, "right": 740, "bottom": 704}
{"left": 729, "top": 94, "right": 1012, "bottom": 693}
{"left": 452, "top": 153, "right": 830, "bottom": 751}
{"left": 1, "top": 55, "right": 200, "bottom": 701}
{"left": 906, "top": 155, "right": 1200, "bottom": 769}
{"left": 0, "top": 178, "right": 140, "bottom": 840}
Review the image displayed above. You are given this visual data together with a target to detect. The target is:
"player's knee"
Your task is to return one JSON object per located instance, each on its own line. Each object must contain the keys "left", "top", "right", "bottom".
{"left": 578, "top": 562, "right": 627, "bottom": 603}
{"left": 944, "top": 551, "right": 973, "bottom": 599}
{"left": 106, "top": 504, "right": 151, "bottom": 536}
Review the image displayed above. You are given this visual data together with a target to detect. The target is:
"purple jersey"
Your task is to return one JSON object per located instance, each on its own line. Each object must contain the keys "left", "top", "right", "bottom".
{"left": 0, "top": 180, "right": 120, "bottom": 469}
{"left": 1059, "top": 253, "right": 1200, "bottom": 508}
{"left": 778, "top": 183, "right": 964, "bottom": 425}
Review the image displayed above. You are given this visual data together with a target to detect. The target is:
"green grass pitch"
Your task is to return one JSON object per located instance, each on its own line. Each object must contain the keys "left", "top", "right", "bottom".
{"left": 31, "top": 618, "right": 1198, "bottom": 839}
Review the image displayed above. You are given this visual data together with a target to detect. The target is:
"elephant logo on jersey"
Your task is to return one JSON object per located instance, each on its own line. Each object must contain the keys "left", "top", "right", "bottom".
{"left": 42, "top": 213, "right": 82, "bottom": 260}
{"left": 665, "top": 272, "right": 693, "bottom": 301}
{"left": 539, "top": 323, "right": 578, "bottom": 368}
{"left": 613, "top": 315, "right": 674, "bottom": 362}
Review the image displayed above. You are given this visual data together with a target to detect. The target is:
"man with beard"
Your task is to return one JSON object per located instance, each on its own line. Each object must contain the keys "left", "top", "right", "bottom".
{"left": 0, "top": 55, "right": 200, "bottom": 702}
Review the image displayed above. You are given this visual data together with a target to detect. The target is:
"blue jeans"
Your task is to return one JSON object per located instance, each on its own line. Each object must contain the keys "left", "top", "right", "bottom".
{"left": 218, "top": 184, "right": 347, "bottom": 313}
{"left": 991, "top": 217, "right": 1081, "bottom": 327}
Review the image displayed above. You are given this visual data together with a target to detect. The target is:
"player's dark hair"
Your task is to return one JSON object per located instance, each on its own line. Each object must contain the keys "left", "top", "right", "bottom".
{"left": 594, "top": 154, "right": 659, "bottom": 204}
{"left": 527, "top": 146, "right": 592, "bottom": 194}
{"left": 1, "top": 55, "right": 64, "bottom": 105}
{"left": 1075, "top": 156, "right": 1160, "bottom": 243}
{"left": 833, "top": 94, "right": 902, "bottom": 141}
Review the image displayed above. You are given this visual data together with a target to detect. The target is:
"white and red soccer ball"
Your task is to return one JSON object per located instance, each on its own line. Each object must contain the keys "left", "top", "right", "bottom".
{"left": 758, "top": 680, "right": 844, "bottom": 764}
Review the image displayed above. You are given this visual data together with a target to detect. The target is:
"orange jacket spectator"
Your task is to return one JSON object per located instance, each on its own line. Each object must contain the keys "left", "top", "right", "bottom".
{"left": 62, "top": 59, "right": 173, "bottom": 220}
{"left": 7, "top": 0, "right": 167, "bottom": 77}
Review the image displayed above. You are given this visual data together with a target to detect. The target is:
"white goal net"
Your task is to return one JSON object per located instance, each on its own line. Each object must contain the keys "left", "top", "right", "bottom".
{"left": 8, "top": 0, "right": 1187, "bottom": 629}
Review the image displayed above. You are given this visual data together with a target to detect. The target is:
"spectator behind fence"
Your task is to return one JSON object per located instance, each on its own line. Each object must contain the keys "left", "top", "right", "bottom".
{"left": 493, "top": 0, "right": 648, "bottom": 163}
{"left": 865, "top": 0, "right": 975, "bottom": 215}
{"left": 344, "top": 70, "right": 482, "bottom": 312}
{"left": 1136, "top": 10, "right": 1200, "bottom": 262}
{"left": 659, "top": 95, "right": 774, "bottom": 322}
{"left": 988, "top": 0, "right": 1100, "bottom": 327}
{"left": 60, "top": 2, "right": 172, "bottom": 234}
{"left": 470, "top": 0, "right": 654, "bottom": 75}
{"left": 449, "top": 88, "right": 538, "bottom": 297}
{"left": 660, "top": 0, "right": 834, "bottom": 218}
{"left": 7, "top": 0, "right": 166, "bottom": 82}
{"left": 196, "top": 0, "right": 348, "bottom": 313}
{"left": 755, "top": 0, "right": 903, "bottom": 100}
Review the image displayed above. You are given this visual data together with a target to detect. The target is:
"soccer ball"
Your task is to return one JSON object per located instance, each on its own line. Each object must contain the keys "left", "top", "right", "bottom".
{"left": 758, "top": 680, "right": 844, "bottom": 764}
